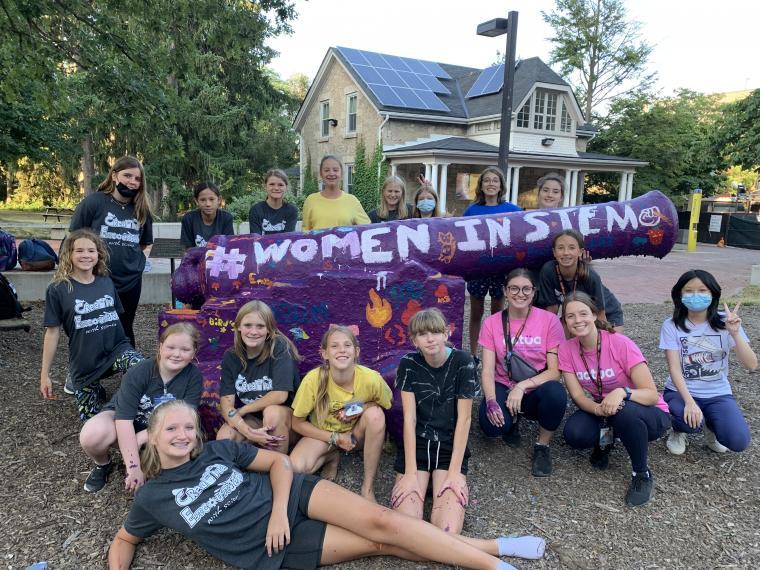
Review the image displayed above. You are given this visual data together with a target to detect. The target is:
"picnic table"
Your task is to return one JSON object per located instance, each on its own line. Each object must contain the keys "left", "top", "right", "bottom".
{"left": 0, "top": 317, "right": 31, "bottom": 333}
{"left": 42, "top": 207, "right": 74, "bottom": 223}
{"left": 149, "top": 238, "right": 185, "bottom": 307}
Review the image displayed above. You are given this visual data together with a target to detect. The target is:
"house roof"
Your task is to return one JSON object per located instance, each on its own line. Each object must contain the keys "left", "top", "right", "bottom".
{"left": 385, "top": 137, "right": 498, "bottom": 154}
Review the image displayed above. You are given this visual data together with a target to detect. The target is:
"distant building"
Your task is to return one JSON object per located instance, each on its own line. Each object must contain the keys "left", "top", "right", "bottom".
{"left": 293, "top": 47, "right": 646, "bottom": 214}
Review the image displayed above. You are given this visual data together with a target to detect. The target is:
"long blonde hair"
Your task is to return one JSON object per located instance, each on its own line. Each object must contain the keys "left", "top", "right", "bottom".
{"left": 377, "top": 175, "right": 409, "bottom": 220}
{"left": 313, "top": 325, "right": 359, "bottom": 427}
{"left": 53, "top": 229, "right": 110, "bottom": 291}
{"left": 233, "top": 301, "right": 301, "bottom": 367}
{"left": 141, "top": 400, "right": 204, "bottom": 479}
{"left": 96, "top": 155, "right": 153, "bottom": 226}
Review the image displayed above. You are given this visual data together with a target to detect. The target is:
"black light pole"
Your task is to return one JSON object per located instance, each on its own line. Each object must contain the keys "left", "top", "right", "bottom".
{"left": 477, "top": 11, "right": 518, "bottom": 176}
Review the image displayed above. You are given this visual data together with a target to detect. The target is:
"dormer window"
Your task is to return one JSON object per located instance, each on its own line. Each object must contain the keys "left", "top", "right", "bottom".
{"left": 516, "top": 88, "right": 574, "bottom": 133}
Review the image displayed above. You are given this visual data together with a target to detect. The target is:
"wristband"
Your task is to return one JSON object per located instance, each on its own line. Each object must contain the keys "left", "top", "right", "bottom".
{"left": 327, "top": 431, "right": 338, "bottom": 450}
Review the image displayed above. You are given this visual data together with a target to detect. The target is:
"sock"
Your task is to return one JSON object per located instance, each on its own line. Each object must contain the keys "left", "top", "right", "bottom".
{"left": 497, "top": 561, "right": 517, "bottom": 570}
{"left": 497, "top": 535, "right": 546, "bottom": 559}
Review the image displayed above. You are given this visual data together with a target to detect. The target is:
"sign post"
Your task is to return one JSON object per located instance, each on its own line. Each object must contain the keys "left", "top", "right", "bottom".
{"left": 687, "top": 188, "right": 702, "bottom": 252}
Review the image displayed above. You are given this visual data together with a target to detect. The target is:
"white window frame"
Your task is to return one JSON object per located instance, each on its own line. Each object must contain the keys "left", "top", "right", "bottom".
{"left": 346, "top": 94, "right": 357, "bottom": 134}
{"left": 516, "top": 89, "right": 573, "bottom": 134}
{"left": 345, "top": 164, "right": 354, "bottom": 193}
{"left": 320, "top": 100, "right": 330, "bottom": 138}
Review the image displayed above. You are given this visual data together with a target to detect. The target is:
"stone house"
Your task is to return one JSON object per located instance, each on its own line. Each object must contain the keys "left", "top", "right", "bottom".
{"left": 293, "top": 46, "right": 646, "bottom": 215}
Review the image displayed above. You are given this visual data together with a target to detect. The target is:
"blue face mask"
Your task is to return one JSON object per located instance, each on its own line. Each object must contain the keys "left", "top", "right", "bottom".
{"left": 681, "top": 293, "right": 712, "bottom": 312}
{"left": 417, "top": 199, "right": 436, "bottom": 213}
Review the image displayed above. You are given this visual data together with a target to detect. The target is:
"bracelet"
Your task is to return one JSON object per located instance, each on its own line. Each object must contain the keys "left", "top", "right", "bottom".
{"left": 327, "top": 431, "right": 338, "bottom": 450}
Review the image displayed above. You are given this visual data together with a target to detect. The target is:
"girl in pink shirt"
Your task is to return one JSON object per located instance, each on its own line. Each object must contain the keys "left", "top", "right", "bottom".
{"left": 478, "top": 268, "right": 567, "bottom": 477}
{"left": 558, "top": 292, "right": 669, "bottom": 507}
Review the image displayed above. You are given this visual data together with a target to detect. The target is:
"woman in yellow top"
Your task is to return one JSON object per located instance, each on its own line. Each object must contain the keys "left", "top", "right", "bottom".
{"left": 301, "top": 156, "right": 371, "bottom": 230}
{"left": 289, "top": 325, "right": 392, "bottom": 502}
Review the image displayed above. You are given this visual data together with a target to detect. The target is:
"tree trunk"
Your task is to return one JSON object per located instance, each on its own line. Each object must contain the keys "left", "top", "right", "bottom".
{"left": 81, "top": 134, "right": 95, "bottom": 195}
{"left": 1, "top": 164, "right": 11, "bottom": 203}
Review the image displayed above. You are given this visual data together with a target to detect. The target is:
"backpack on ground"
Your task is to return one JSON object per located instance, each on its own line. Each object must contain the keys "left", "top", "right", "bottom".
{"left": 0, "top": 229, "right": 17, "bottom": 271}
{"left": 0, "top": 273, "right": 25, "bottom": 320}
{"left": 18, "top": 238, "right": 58, "bottom": 271}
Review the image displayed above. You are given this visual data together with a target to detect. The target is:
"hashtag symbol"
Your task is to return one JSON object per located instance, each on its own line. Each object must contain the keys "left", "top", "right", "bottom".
{"left": 206, "top": 246, "right": 247, "bottom": 279}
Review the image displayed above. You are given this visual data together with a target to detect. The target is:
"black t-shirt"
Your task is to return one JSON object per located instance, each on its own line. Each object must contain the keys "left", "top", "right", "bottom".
{"left": 69, "top": 192, "right": 153, "bottom": 292}
{"left": 368, "top": 203, "right": 413, "bottom": 224}
{"left": 125, "top": 440, "right": 306, "bottom": 570}
{"left": 536, "top": 260, "right": 622, "bottom": 317}
{"left": 395, "top": 349, "right": 478, "bottom": 443}
{"left": 220, "top": 336, "right": 299, "bottom": 406}
{"left": 43, "top": 276, "right": 132, "bottom": 390}
{"left": 104, "top": 358, "right": 203, "bottom": 428}
{"left": 248, "top": 201, "right": 298, "bottom": 235}
{"left": 180, "top": 209, "right": 235, "bottom": 248}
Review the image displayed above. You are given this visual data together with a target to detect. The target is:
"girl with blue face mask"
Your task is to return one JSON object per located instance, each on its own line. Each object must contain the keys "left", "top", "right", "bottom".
{"left": 659, "top": 269, "right": 757, "bottom": 456}
{"left": 412, "top": 184, "right": 441, "bottom": 218}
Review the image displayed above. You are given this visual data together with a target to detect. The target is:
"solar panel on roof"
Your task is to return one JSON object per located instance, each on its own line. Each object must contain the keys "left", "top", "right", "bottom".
{"left": 366, "top": 83, "right": 404, "bottom": 107}
{"left": 466, "top": 65, "right": 502, "bottom": 98}
{"left": 340, "top": 47, "right": 370, "bottom": 66}
{"left": 483, "top": 64, "right": 505, "bottom": 94}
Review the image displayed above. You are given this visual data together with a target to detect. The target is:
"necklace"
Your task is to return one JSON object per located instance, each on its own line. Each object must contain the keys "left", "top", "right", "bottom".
{"left": 110, "top": 195, "right": 129, "bottom": 210}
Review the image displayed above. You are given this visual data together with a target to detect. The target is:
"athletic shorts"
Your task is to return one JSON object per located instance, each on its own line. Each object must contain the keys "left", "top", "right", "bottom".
{"left": 394, "top": 437, "right": 470, "bottom": 475}
{"left": 282, "top": 475, "right": 327, "bottom": 570}
{"left": 466, "top": 275, "right": 504, "bottom": 299}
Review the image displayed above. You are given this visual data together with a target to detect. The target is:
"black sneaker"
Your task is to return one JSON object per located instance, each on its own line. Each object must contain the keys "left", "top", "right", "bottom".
{"left": 84, "top": 461, "right": 113, "bottom": 493}
{"left": 63, "top": 373, "right": 75, "bottom": 395}
{"left": 626, "top": 470, "right": 655, "bottom": 507}
{"left": 502, "top": 422, "right": 521, "bottom": 448}
{"left": 590, "top": 444, "right": 611, "bottom": 470}
{"left": 531, "top": 444, "right": 552, "bottom": 477}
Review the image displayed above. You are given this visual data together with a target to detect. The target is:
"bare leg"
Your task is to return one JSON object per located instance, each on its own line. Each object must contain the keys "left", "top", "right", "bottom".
{"left": 309, "top": 479, "right": 502, "bottom": 570}
{"left": 320, "top": 524, "right": 423, "bottom": 564}
{"left": 391, "top": 471, "right": 430, "bottom": 519}
{"left": 288, "top": 436, "right": 331, "bottom": 474}
{"left": 352, "top": 406, "right": 386, "bottom": 501}
{"left": 614, "top": 325, "right": 625, "bottom": 334}
{"left": 215, "top": 422, "right": 245, "bottom": 442}
{"left": 320, "top": 450, "right": 340, "bottom": 480}
{"left": 262, "top": 404, "right": 292, "bottom": 454}
{"left": 79, "top": 411, "right": 117, "bottom": 464}
{"left": 469, "top": 296, "right": 485, "bottom": 356}
{"left": 490, "top": 296, "right": 505, "bottom": 316}
{"left": 537, "top": 426, "right": 554, "bottom": 446}
{"left": 430, "top": 469, "right": 466, "bottom": 534}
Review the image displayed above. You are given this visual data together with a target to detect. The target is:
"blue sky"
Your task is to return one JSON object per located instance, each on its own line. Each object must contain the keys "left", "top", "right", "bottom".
{"left": 268, "top": 0, "right": 758, "bottom": 96}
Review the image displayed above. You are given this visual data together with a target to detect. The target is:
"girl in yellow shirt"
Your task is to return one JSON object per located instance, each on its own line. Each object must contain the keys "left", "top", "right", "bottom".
{"left": 301, "top": 156, "right": 371, "bottom": 230}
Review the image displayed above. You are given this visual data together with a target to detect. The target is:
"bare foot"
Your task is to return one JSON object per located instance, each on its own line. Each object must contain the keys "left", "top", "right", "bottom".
{"left": 360, "top": 487, "right": 376, "bottom": 503}
{"left": 320, "top": 451, "right": 340, "bottom": 481}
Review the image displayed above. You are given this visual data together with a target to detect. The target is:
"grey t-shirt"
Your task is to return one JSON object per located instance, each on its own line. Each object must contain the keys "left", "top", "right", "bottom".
{"left": 104, "top": 358, "right": 203, "bottom": 428}
{"left": 69, "top": 192, "right": 153, "bottom": 292}
{"left": 125, "top": 439, "right": 306, "bottom": 570}
{"left": 220, "top": 336, "right": 299, "bottom": 405}
{"left": 248, "top": 201, "right": 298, "bottom": 235}
{"left": 43, "top": 276, "right": 132, "bottom": 390}
{"left": 180, "top": 209, "right": 235, "bottom": 248}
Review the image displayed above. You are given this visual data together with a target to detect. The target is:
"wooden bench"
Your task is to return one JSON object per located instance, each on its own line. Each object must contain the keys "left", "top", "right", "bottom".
{"left": 42, "top": 207, "right": 74, "bottom": 223}
{"left": 0, "top": 318, "right": 31, "bottom": 333}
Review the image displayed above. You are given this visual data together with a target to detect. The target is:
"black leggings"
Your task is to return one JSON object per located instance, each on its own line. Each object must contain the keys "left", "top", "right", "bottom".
{"left": 117, "top": 281, "right": 142, "bottom": 348}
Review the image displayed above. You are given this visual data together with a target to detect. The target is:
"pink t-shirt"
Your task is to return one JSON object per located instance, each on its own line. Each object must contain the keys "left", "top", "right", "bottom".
{"left": 558, "top": 330, "right": 668, "bottom": 413}
{"left": 478, "top": 307, "right": 564, "bottom": 388}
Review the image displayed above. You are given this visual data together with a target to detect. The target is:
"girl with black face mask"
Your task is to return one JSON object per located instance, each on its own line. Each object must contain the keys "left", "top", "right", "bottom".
{"left": 70, "top": 156, "right": 154, "bottom": 349}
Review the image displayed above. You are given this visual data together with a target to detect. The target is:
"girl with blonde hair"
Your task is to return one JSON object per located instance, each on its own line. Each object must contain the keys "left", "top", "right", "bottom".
{"left": 368, "top": 175, "right": 412, "bottom": 223}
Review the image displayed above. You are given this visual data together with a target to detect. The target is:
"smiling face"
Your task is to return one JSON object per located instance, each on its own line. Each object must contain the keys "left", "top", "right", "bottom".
{"left": 538, "top": 180, "right": 563, "bottom": 208}
{"left": 71, "top": 237, "right": 98, "bottom": 273}
{"left": 112, "top": 167, "right": 142, "bottom": 192}
{"left": 505, "top": 275, "right": 535, "bottom": 310}
{"left": 681, "top": 277, "right": 711, "bottom": 298}
{"left": 321, "top": 330, "right": 359, "bottom": 372}
{"left": 320, "top": 158, "right": 342, "bottom": 188}
{"left": 412, "top": 329, "right": 449, "bottom": 362}
{"left": 159, "top": 332, "right": 196, "bottom": 375}
{"left": 195, "top": 188, "right": 220, "bottom": 218}
{"left": 553, "top": 235, "right": 583, "bottom": 269}
{"left": 563, "top": 300, "right": 598, "bottom": 339}
{"left": 265, "top": 175, "right": 288, "bottom": 202}
{"left": 154, "top": 407, "right": 198, "bottom": 465}
{"left": 383, "top": 183, "right": 403, "bottom": 208}
{"left": 480, "top": 172, "right": 502, "bottom": 201}
{"left": 238, "top": 311, "right": 269, "bottom": 356}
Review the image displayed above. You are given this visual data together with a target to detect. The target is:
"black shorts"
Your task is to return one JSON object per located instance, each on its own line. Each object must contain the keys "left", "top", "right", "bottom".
{"left": 394, "top": 437, "right": 470, "bottom": 475}
{"left": 282, "top": 475, "right": 327, "bottom": 570}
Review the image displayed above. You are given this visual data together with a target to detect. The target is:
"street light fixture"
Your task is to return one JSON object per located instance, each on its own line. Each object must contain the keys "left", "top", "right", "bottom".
{"left": 477, "top": 11, "right": 518, "bottom": 178}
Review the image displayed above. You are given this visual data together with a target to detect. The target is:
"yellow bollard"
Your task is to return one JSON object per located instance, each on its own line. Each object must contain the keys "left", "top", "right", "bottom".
{"left": 687, "top": 188, "right": 702, "bottom": 252}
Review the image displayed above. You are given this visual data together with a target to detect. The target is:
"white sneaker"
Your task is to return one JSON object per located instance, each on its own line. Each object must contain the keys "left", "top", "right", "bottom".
{"left": 704, "top": 427, "right": 728, "bottom": 453}
{"left": 666, "top": 430, "right": 687, "bottom": 455}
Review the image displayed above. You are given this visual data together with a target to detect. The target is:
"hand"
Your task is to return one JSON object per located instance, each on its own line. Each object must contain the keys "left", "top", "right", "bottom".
{"left": 581, "top": 249, "right": 593, "bottom": 263}
{"left": 335, "top": 432, "right": 356, "bottom": 452}
{"left": 437, "top": 471, "right": 469, "bottom": 507}
{"left": 724, "top": 302, "right": 742, "bottom": 335}
{"left": 391, "top": 473, "right": 423, "bottom": 508}
{"left": 125, "top": 465, "right": 145, "bottom": 493}
{"left": 40, "top": 375, "right": 57, "bottom": 400}
{"left": 683, "top": 400, "right": 704, "bottom": 430}
{"left": 265, "top": 510, "right": 290, "bottom": 557}
{"left": 334, "top": 408, "right": 361, "bottom": 423}
{"left": 485, "top": 397, "right": 505, "bottom": 427}
{"left": 600, "top": 388, "right": 626, "bottom": 416}
{"left": 507, "top": 386, "right": 525, "bottom": 417}
{"left": 240, "top": 423, "right": 285, "bottom": 450}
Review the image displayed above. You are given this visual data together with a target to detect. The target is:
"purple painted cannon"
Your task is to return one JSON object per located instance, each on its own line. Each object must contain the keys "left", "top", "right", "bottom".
{"left": 162, "top": 191, "right": 678, "bottom": 439}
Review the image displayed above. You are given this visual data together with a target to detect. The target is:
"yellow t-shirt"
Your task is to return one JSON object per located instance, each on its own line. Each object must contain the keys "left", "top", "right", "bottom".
{"left": 291, "top": 364, "right": 393, "bottom": 432}
{"left": 301, "top": 192, "right": 371, "bottom": 230}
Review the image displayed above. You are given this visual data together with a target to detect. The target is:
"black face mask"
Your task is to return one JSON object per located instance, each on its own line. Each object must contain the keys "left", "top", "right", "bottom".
{"left": 115, "top": 182, "right": 138, "bottom": 199}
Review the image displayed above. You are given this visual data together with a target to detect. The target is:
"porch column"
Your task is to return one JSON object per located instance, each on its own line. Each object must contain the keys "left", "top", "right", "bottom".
{"left": 618, "top": 172, "right": 628, "bottom": 202}
{"left": 430, "top": 163, "right": 439, "bottom": 197}
{"left": 390, "top": 163, "right": 397, "bottom": 177}
{"left": 510, "top": 166, "right": 521, "bottom": 204}
{"left": 576, "top": 171, "right": 586, "bottom": 206}
{"left": 425, "top": 163, "right": 432, "bottom": 182}
{"left": 504, "top": 166, "right": 512, "bottom": 202}
{"left": 563, "top": 170, "right": 573, "bottom": 207}
{"left": 569, "top": 170, "right": 579, "bottom": 206}
{"left": 626, "top": 172, "right": 634, "bottom": 201}
{"left": 438, "top": 164, "right": 449, "bottom": 213}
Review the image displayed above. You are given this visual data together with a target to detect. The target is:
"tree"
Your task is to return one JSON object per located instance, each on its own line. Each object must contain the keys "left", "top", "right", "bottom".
{"left": 588, "top": 90, "right": 725, "bottom": 198}
{"left": 542, "top": 0, "right": 655, "bottom": 119}
{"left": 713, "top": 89, "right": 760, "bottom": 173}
{"left": 351, "top": 139, "right": 387, "bottom": 214}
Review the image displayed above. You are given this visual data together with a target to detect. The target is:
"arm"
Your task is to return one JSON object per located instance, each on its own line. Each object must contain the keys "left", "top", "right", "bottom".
{"left": 179, "top": 215, "right": 193, "bottom": 248}
{"left": 480, "top": 348, "right": 505, "bottom": 427}
{"left": 115, "top": 419, "right": 144, "bottom": 492}
{"left": 507, "top": 351, "right": 561, "bottom": 415}
{"left": 284, "top": 205, "right": 298, "bottom": 233}
{"left": 247, "top": 449, "right": 294, "bottom": 557}
{"left": 300, "top": 199, "right": 313, "bottom": 231}
{"left": 108, "top": 527, "right": 142, "bottom": 569}
{"left": 664, "top": 349, "right": 702, "bottom": 428}
{"left": 438, "top": 398, "right": 471, "bottom": 506}
{"left": 291, "top": 414, "right": 332, "bottom": 442}
{"left": 391, "top": 390, "right": 423, "bottom": 508}
{"left": 563, "top": 371, "right": 606, "bottom": 416}
{"left": 600, "top": 362, "right": 659, "bottom": 415}
{"left": 352, "top": 198, "right": 371, "bottom": 226}
{"left": 239, "top": 390, "right": 289, "bottom": 415}
{"left": 249, "top": 205, "right": 263, "bottom": 234}
{"left": 724, "top": 303, "right": 758, "bottom": 370}
{"left": 40, "top": 326, "right": 61, "bottom": 399}
{"left": 221, "top": 212, "right": 235, "bottom": 236}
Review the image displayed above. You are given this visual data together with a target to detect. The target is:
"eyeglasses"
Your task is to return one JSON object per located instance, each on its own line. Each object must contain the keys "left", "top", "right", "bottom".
{"left": 506, "top": 285, "right": 535, "bottom": 296}
{"left": 482, "top": 177, "right": 500, "bottom": 184}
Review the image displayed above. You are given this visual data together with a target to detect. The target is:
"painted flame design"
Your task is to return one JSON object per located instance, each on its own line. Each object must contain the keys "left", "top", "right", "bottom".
{"left": 366, "top": 288, "right": 392, "bottom": 328}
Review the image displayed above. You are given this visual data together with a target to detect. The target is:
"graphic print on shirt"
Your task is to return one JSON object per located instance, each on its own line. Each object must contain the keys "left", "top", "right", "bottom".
{"left": 100, "top": 211, "right": 140, "bottom": 246}
{"left": 73, "top": 294, "right": 120, "bottom": 332}
{"left": 195, "top": 235, "right": 208, "bottom": 248}
{"left": 679, "top": 333, "right": 726, "bottom": 381}
{"left": 235, "top": 374, "right": 273, "bottom": 404}
{"left": 262, "top": 218, "right": 287, "bottom": 233}
{"left": 172, "top": 463, "right": 245, "bottom": 528}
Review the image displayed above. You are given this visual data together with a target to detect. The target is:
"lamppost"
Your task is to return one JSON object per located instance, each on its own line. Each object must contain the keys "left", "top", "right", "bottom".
{"left": 477, "top": 12, "right": 518, "bottom": 177}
